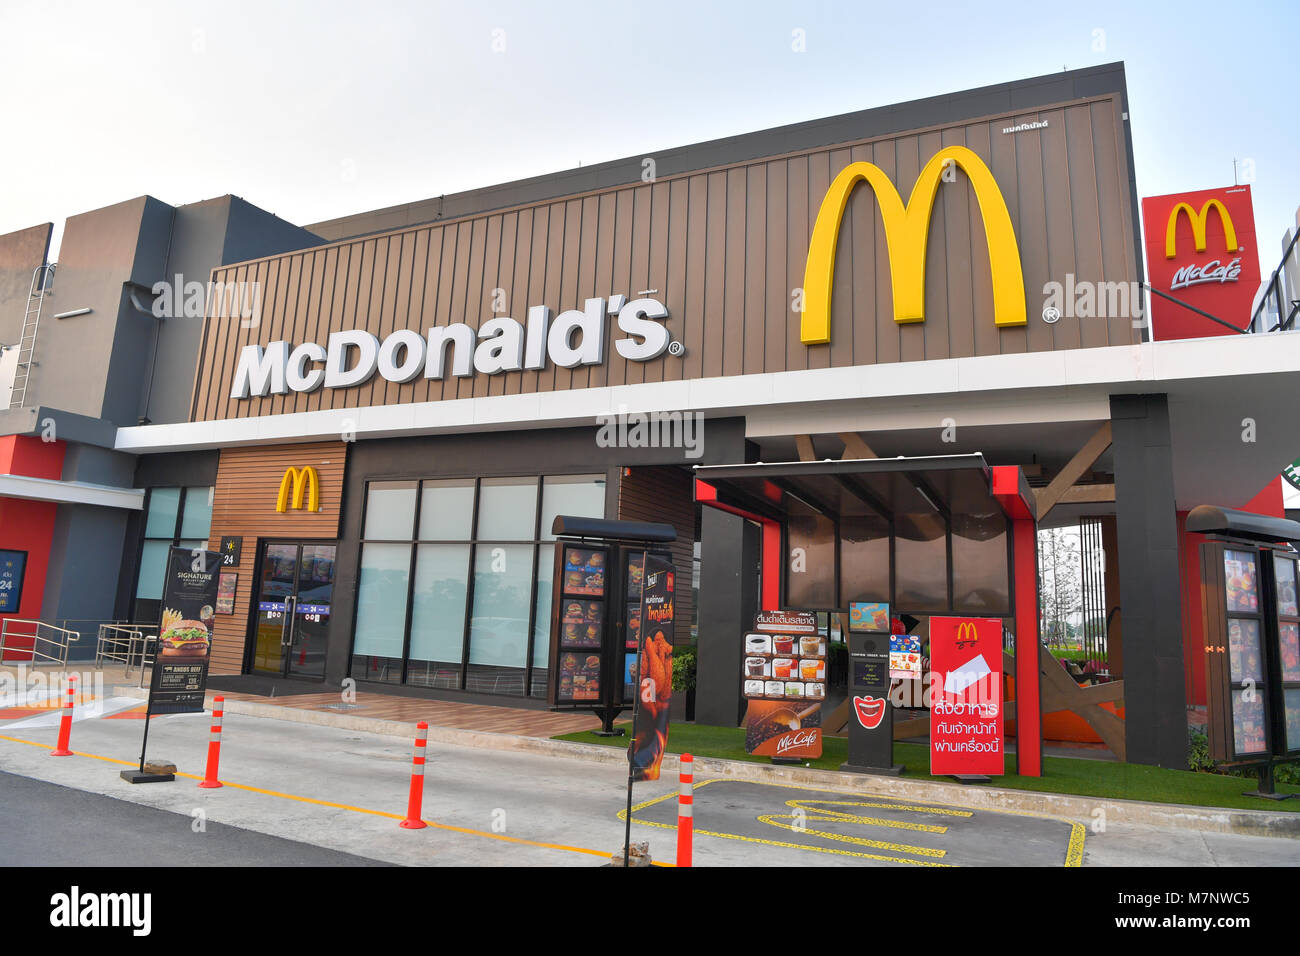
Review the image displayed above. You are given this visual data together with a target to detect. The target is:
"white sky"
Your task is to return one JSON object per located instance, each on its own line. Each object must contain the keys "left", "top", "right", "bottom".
{"left": 2, "top": 0, "right": 1298, "bottom": 268}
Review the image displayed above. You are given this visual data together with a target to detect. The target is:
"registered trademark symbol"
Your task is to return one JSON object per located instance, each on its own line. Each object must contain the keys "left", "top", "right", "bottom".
{"left": 1042, "top": 306, "right": 1061, "bottom": 324}
{"left": 667, "top": 340, "right": 685, "bottom": 356}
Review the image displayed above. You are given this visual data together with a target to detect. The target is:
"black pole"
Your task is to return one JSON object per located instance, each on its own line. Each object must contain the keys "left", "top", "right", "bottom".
{"left": 137, "top": 691, "right": 154, "bottom": 773}
{"left": 622, "top": 546, "right": 649, "bottom": 868}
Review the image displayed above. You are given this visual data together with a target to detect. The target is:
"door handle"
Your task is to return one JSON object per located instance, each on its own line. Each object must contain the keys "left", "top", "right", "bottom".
{"left": 281, "top": 596, "right": 296, "bottom": 647}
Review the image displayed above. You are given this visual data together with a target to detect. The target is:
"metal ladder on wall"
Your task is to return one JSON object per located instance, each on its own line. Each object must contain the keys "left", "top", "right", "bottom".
{"left": 9, "top": 262, "right": 55, "bottom": 409}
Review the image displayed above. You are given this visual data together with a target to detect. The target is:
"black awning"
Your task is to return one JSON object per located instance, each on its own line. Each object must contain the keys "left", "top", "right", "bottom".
{"left": 551, "top": 515, "right": 677, "bottom": 543}
{"left": 1186, "top": 504, "right": 1300, "bottom": 545}
{"left": 693, "top": 454, "right": 1009, "bottom": 527}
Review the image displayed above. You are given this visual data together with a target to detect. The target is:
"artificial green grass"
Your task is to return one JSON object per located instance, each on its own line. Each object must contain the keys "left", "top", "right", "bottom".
{"left": 555, "top": 722, "right": 1300, "bottom": 813}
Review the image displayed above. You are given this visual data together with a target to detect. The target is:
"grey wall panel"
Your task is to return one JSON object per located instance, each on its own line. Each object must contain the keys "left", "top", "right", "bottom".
{"left": 0, "top": 223, "right": 52, "bottom": 347}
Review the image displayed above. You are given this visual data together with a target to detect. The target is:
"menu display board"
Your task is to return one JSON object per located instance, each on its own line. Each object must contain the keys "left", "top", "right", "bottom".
{"left": 849, "top": 601, "right": 890, "bottom": 633}
{"left": 149, "top": 547, "right": 221, "bottom": 715}
{"left": 0, "top": 549, "right": 27, "bottom": 614}
{"left": 929, "top": 616, "right": 1005, "bottom": 776}
{"left": 742, "top": 610, "right": 823, "bottom": 759}
{"left": 215, "top": 571, "right": 238, "bottom": 615}
{"left": 1202, "top": 542, "right": 1300, "bottom": 764}
{"left": 555, "top": 546, "right": 611, "bottom": 704}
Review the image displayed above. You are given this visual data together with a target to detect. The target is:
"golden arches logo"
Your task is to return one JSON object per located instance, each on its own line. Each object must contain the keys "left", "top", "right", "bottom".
{"left": 276, "top": 466, "right": 320, "bottom": 513}
{"left": 956, "top": 621, "right": 979, "bottom": 644}
{"left": 1164, "top": 199, "right": 1238, "bottom": 259}
{"left": 800, "top": 145, "right": 1026, "bottom": 345}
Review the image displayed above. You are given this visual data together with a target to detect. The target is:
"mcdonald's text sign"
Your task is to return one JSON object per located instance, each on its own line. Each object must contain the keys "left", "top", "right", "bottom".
{"left": 929, "top": 616, "right": 1005, "bottom": 776}
{"left": 1141, "top": 186, "right": 1261, "bottom": 341}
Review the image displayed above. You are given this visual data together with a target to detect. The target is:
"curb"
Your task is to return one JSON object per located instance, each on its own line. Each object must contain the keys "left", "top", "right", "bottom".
{"left": 113, "top": 685, "right": 1300, "bottom": 840}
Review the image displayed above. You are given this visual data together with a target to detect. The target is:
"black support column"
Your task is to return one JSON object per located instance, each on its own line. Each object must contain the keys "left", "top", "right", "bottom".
{"left": 694, "top": 507, "right": 761, "bottom": 727}
{"left": 1110, "top": 394, "right": 1188, "bottom": 768}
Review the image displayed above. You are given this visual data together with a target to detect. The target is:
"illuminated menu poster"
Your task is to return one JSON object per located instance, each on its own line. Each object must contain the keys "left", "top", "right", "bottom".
{"left": 1272, "top": 553, "right": 1300, "bottom": 755}
{"left": 562, "top": 547, "right": 607, "bottom": 597}
{"left": 555, "top": 546, "right": 611, "bottom": 704}
{"left": 889, "top": 633, "right": 923, "bottom": 680}
{"left": 742, "top": 610, "right": 824, "bottom": 759}
{"left": 1224, "top": 550, "right": 1259, "bottom": 613}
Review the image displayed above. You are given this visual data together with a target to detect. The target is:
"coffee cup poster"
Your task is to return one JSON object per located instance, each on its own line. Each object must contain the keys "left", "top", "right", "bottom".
{"left": 741, "top": 610, "right": 825, "bottom": 759}
{"left": 149, "top": 546, "right": 222, "bottom": 715}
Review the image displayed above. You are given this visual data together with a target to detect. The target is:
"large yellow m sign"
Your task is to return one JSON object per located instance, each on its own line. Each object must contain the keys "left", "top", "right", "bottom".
{"left": 276, "top": 466, "right": 320, "bottom": 513}
{"left": 801, "top": 145, "right": 1026, "bottom": 345}
{"left": 1165, "top": 199, "right": 1238, "bottom": 259}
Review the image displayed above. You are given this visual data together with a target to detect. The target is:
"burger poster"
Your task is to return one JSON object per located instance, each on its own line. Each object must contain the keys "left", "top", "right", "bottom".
{"left": 929, "top": 616, "right": 1004, "bottom": 776}
{"left": 628, "top": 553, "right": 674, "bottom": 782}
{"left": 149, "top": 546, "right": 221, "bottom": 715}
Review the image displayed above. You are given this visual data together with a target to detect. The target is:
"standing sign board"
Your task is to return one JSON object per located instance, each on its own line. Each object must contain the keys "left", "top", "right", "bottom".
{"left": 149, "top": 547, "right": 221, "bottom": 715}
{"left": 628, "top": 553, "right": 674, "bottom": 781}
{"left": 0, "top": 549, "right": 27, "bottom": 614}
{"left": 123, "top": 546, "right": 220, "bottom": 784}
{"left": 741, "top": 609, "right": 825, "bottom": 760}
{"left": 929, "top": 617, "right": 1005, "bottom": 776}
{"left": 843, "top": 602, "right": 898, "bottom": 774}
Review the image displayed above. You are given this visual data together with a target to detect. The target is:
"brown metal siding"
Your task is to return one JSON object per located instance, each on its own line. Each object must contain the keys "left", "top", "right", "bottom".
{"left": 204, "top": 441, "right": 347, "bottom": 675}
{"left": 192, "top": 94, "right": 1141, "bottom": 422}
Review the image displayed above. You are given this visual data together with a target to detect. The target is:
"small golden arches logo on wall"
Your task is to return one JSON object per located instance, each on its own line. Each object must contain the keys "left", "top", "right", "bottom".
{"left": 276, "top": 466, "right": 320, "bottom": 513}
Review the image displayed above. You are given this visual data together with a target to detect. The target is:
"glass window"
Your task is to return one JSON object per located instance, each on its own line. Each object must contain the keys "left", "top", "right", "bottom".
{"left": 840, "top": 508, "right": 890, "bottom": 605}
{"left": 532, "top": 544, "right": 555, "bottom": 696}
{"left": 895, "top": 497, "right": 948, "bottom": 611}
{"left": 466, "top": 544, "right": 534, "bottom": 695}
{"left": 541, "top": 474, "right": 606, "bottom": 540}
{"left": 180, "top": 486, "right": 214, "bottom": 539}
{"left": 352, "top": 542, "right": 411, "bottom": 667}
{"left": 364, "top": 481, "right": 418, "bottom": 540}
{"left": 476, "top": 478, "right": 537, "bottom": 541}
{"left": 951, "top": 510, "right": 1009, "bottom": 614}
{"left": 135, "top": 540, "right": 171, "bottom": 600}
{"left": 418, "top": 479, "right": 475, "bottom": 541}
{"left": 144, "top": 488, "right": 180, "bottom": 538}
{"left": 786, "top": 497, "right": 835, "bottom": 608}
{"left": 408, "top": 544, "right": 471, "bottom": 688}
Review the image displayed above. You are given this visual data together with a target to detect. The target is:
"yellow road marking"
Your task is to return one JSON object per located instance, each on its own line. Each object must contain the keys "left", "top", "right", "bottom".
{"left": 0, "top": 732, "right": 647, "bottom": 864}
{"left": 625, "top": 776, "right": 1086, "bottom": 867}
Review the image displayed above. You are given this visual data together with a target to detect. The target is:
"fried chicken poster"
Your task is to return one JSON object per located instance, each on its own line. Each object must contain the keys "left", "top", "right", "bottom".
{"left": 628, "top": 553, "right": 674, "bottom": 782}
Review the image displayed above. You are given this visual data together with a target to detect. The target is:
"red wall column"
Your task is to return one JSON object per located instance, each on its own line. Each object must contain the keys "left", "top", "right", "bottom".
{"left": 1012, "top": 517, "right": 1043, "bottom": 777}
{"left": 0, "top": 436, "right": 66, "bottom": 657}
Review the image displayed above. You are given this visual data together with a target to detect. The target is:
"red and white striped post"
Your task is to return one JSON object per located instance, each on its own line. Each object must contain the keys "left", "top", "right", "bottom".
{"left": 676, "top": 753, "right": 694, "bottom": 867}
{"left": 400, "top": 721, "right": 428, "bottom": 829}
{"left": 198, "top": 696, "right": 225, "bottom": 789}
{"left": 50, "top": 675, "right": 76, "bottom": 757}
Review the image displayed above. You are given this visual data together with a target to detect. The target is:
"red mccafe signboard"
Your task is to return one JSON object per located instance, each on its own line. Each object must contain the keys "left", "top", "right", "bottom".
{"left": 929, "top": 616, "right": 1004, "bottom": 776}
{"left": 1141, "top": 185, "right": 1261, "bottom": 340}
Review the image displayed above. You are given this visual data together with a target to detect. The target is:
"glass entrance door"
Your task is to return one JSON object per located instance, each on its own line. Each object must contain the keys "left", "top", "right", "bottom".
{"left": 250, "top": 541, "right": 337, "bottom": 679}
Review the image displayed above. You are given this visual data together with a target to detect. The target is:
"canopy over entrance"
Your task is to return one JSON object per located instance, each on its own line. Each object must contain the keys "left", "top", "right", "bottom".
{"left": 693, "top": 453, "right": 1044, "bottom": 776}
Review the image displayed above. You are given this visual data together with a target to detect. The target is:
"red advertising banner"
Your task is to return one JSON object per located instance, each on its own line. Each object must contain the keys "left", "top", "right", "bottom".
{"left": 929, "top": 616, "right": 1004, "bottom": 776}
{"left": 628, "top": 553, "right": 674, "bottom": 782}
{"left": 1140, "top": 185, "right": 1261, "bottom": 340}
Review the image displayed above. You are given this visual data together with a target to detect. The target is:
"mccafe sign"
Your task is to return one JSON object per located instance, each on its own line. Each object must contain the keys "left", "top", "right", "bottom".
{"left": 230, "top": 294, "right": 675, "bottom": 399}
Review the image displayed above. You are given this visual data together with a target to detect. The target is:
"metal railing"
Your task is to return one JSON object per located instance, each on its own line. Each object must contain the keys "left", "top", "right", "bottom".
{"left": 1249, "top": 227, "right": 1300, "bottom": 334}
{"left": 0, "top": 619, "right": 81, "bottom": 667}
{"left": 95, "top": 623, "right": 158, "bottom": 680}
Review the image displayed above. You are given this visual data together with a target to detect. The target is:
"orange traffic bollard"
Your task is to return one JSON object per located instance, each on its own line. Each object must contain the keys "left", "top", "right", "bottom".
{"left": 676, "top": 753, "right": 694, "bottom": 867}
{"left": 199, "top": 696, "right": 225, "bottom": 789}
{"left": 50, "top": 675, "right": 76, "bottom": 757}
{"left": 400, "top": 721, "right": 428, "bottom": 829}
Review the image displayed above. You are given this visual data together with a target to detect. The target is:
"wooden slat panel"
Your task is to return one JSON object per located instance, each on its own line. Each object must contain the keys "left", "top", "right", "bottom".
{"left": 205, "top": 441, "right": 347, "bottom": 674}
{"left": 189, "top": 94, "right": 1143, "bottom": 421}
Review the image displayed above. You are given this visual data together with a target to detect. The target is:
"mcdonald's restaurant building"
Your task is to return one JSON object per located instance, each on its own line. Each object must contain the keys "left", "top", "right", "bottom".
{"left": 59, "top": 62, "right": 1300, "bottom": 770}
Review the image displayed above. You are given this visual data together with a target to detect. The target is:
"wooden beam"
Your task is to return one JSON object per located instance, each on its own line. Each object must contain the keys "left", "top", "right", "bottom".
{"left": 795, "top": 435, "right": 817, "bottom": 462}
{"left": 838, "top": 433, "right": 877, "bottom": 459}
{"left": 1056, "top": 483, "right": 1116, "bottom": 504}
{"left": 1034, "top": 421, "right": 1113, "bottom": 519}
